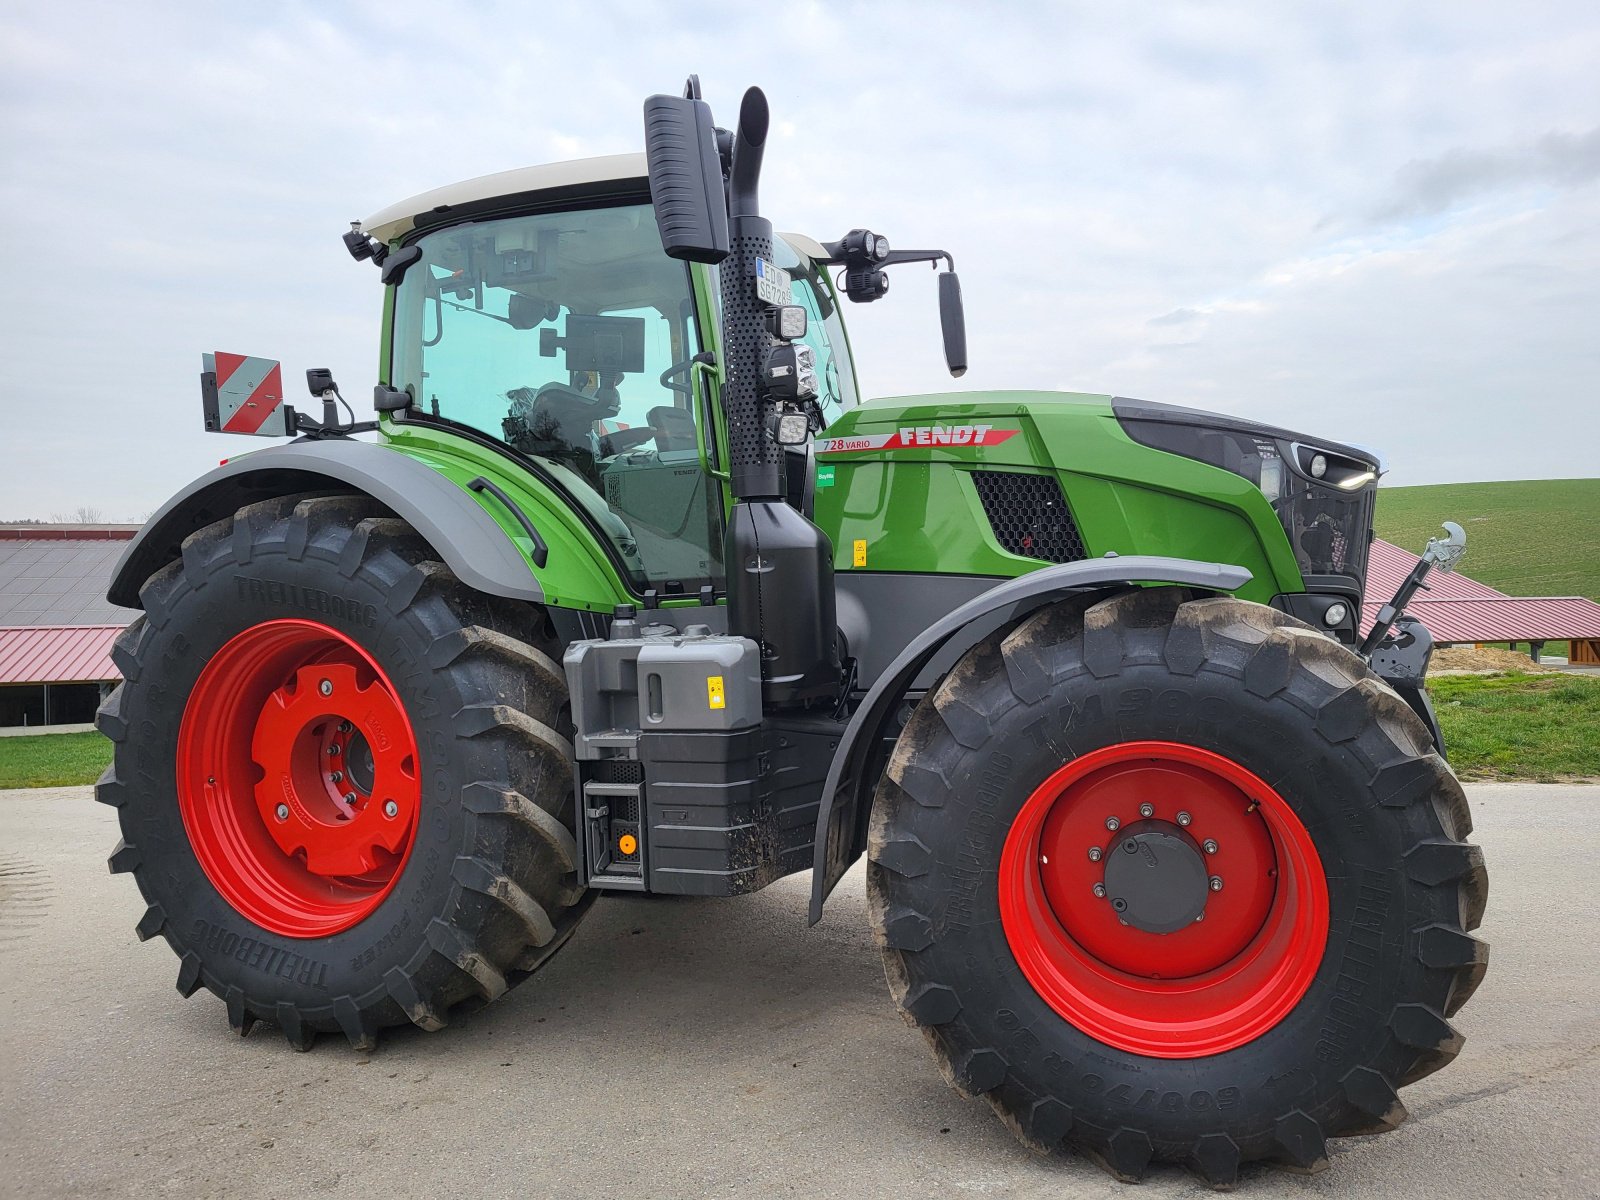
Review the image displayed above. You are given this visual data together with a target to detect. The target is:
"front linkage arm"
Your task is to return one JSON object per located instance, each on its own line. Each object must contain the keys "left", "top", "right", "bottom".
{"left": 1360, "top": 521, "right": 1468, "bottom": 656}
{"left": 1359, "top": 522, "right": 1468, "bottom": 754}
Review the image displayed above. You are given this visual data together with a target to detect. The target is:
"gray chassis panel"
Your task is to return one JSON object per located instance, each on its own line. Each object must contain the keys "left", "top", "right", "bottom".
{"left": 108, "top": 440, "right": 542, "bottom": 608}
{"left": 836, "top": 573, "right": 1002, "bottom": 690}
{"left": 807, "top": 555, "right": 1253, "bottom": 922}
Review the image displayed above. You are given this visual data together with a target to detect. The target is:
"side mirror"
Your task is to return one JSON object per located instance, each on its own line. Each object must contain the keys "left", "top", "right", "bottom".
{"left": 643, "top": 92, "right": 730, "bottom": 264}
{"left": 939, "top": 272, "right": 967, "bottom": 377}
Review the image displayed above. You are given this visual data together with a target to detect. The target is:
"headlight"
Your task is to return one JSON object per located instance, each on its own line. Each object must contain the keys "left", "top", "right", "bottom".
{"left": 1294, "top": 444, "right": 1377, "bottom": 489}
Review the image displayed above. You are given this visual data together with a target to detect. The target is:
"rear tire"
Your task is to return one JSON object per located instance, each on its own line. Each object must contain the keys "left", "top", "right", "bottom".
{"left": 97, "top": 495, "right": 591, "bottom": 1049}
{"left": 868, "top": 589, "right": 1487, "bottom": 1184}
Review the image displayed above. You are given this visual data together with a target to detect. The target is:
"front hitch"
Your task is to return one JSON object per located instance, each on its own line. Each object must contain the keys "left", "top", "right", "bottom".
{"left": 1360, "top": 521, "right": 1467, "bottom": 656}
{"left": 1362, "top": 522, "right": 1468, "bottom": 754}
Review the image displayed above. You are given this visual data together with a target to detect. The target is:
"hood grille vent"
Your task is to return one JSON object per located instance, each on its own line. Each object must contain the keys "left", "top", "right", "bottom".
{"left": 971, "top": 471, "right": 1087, "bottom": 564}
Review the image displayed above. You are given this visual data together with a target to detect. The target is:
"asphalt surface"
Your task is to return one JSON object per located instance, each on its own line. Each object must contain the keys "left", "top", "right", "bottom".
{"left": 2, "top": 783, "right": 1596, "bottom": 1198}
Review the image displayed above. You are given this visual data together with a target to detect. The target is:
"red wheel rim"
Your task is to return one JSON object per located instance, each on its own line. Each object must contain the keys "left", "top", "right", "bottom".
{"left": 998, "top": 741, "right": 1328, "bottom": 1058}
{"left": 177, "top": 619, "right": 421, "bottom": 938}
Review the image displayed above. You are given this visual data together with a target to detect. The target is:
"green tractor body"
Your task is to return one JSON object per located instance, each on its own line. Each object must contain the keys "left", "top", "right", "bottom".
{"left": 100, "top": 81, "right": 1484, "bottom": 1183}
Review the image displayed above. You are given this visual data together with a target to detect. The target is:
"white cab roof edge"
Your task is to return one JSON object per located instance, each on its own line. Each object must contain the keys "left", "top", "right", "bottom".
{"left": 778, "top": 232, "right": 830, "bottom": 262}
{"left": 360, "top": 152, "right": 836, "bottom": 268}
{"left": 362, "top": 153, "right": 649, "bottom": 243}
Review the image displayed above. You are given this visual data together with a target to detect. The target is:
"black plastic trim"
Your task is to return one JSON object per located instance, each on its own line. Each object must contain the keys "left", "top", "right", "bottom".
{"left": 807, "top": 556, "right": 1254, "bottom": 922}
{"left": 404, "top": 178, "right": 653, "bottom": 242}
{"left": 1111, "top": 396, "right": 1376, "bottom": 466}
{"left": 468, "top": 476, "right": 549, "bottom": 568}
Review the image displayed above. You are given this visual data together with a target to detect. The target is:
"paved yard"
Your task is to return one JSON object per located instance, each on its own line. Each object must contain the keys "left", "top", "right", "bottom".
{"left": 1, "top": 783, "right": 1596, "bottom": 1198}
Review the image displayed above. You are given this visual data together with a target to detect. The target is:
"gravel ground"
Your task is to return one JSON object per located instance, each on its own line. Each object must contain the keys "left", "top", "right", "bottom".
{"left": 1, "top": 782, "right": 1596, "bottom": 1198}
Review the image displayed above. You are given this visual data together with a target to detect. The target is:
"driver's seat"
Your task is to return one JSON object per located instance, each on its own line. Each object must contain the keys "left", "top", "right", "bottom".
{"left": 504, "top": 383, "right": 617, "bottom": 483}
{"left": 647, "top": 405, "right": 696, "bottom": 452}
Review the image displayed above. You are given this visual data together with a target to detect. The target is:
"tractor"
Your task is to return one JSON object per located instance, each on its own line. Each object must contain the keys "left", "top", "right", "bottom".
{"left": 98, "top": 79, "right": 1487, "bottom": 1184}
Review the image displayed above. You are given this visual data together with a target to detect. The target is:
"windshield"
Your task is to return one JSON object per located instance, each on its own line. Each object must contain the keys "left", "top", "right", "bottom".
{"left": 390, "top": 202, "right": 722, "bottom": 594}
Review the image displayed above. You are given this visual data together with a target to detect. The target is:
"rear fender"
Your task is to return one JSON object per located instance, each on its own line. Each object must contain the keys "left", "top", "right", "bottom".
{"left": 109, "top": 440, "right": 545, "bottom": 608}
{"left": 807, "top": 556, "right": 1253, "bottom": 922}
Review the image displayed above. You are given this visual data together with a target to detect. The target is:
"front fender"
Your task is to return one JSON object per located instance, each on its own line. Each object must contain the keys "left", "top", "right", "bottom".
{"left": 109, "top": 440, "right": 543, "bottom": 608}
{"left": 807, "top": 555, "right": 1253, "bottom": 922}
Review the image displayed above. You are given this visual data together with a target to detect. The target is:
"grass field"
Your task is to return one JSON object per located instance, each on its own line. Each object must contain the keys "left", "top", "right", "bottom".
{"left": 0, "top": 731, "right": 111, "bottom": 789}
{"left": 5, "top": 672, "right": 1597, "bottom": 789}
{"left": 1374, "top": 477, "right": 1600, "bottom": 602}
{"left": 1432, "top": 671, "right": 1600, "bottom": 781}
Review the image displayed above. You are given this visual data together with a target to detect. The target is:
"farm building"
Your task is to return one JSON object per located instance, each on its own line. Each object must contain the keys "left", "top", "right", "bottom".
{"left": 3, "top": 522, "right": 1598, "bottom": 730}
{"left": 0, "top": 525, "right": 139, "bottom": 728}
{"left": 1362, "top": 538, "right": 1600, "bottom": 664}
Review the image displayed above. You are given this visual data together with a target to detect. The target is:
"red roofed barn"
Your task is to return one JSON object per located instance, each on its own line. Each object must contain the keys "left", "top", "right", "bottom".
{"left": 0, "top": 525, "right": 140, "bottom": 728}
{"left": 1362, "top": 538, "right": 1600, "bottom": 663}
{"left": 3, "top": 525, "right": 1597, "bottom": 731}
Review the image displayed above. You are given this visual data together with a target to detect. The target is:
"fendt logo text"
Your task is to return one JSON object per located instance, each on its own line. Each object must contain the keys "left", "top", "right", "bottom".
{"left": 815, "top": 425, "right": 1020, "bottom": 454}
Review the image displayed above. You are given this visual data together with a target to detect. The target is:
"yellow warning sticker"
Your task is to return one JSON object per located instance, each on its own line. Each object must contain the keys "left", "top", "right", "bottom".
{"left": 852, "top": 538, "right": 867, "bottom": 567}
{"left": 707, "top": 675, "right": 725, "bottom": 709}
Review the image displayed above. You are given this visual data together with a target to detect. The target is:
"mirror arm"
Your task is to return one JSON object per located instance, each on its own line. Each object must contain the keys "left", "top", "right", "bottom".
{"left": 878, "top": 248, "right": 954, "bottom": 271}
{"left": 815, "top": 245, "right": 955, "bottom": 272}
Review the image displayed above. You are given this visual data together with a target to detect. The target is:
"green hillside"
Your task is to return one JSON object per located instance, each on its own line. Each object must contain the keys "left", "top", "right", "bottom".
{"left": 1374, "top": 479, "right": 1600, "bottom": 602}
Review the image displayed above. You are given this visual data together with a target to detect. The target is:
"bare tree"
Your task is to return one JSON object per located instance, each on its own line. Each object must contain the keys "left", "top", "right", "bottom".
{"left": 49, "top": 506, "right": 105, "bottom": 523}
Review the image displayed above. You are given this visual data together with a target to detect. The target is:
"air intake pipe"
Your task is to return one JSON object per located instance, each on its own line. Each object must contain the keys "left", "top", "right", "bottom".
{"left": 716, "top": 87, "right": 840, "bottom": 707}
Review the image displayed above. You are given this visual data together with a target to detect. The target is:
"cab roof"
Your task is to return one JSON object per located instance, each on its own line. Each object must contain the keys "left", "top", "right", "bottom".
{"left": 362, "top": 153, "right": 648, "bottom": 243}
{"left": 361, "top": 152, "right": 829, "bottom": 266}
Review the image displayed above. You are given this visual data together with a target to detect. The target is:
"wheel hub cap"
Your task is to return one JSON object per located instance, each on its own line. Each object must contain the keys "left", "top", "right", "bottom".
{"left": 250, "top": 660, "right": 417, "bottom": 877}
{"left": 1101, "top": 821, "right": 1208, "bottom": 934}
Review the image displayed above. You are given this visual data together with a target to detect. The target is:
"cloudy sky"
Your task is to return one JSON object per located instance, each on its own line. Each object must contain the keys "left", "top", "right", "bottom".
{"left": 1, "top": 2, "right": 1595, "bottom": 520}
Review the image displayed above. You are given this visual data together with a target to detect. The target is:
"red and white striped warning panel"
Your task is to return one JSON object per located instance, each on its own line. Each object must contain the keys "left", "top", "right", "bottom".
{"left": 201, "top": 352, "right": 289, "bottom": 437}
{"left": 815, "top": 425, "right": 1020, "bottom": 454}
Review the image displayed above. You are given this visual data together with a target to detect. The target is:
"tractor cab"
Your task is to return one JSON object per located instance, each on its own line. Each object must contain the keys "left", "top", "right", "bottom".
{"left": 369, "top": 157, "right": 860, "bottom": 597}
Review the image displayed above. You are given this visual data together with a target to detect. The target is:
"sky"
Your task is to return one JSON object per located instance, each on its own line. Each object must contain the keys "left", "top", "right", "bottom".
{"left": 1, "top": 1, "right": 1596, "bottom": 521}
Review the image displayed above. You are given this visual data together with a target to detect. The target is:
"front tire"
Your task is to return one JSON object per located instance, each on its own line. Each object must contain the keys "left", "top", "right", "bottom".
{"left": 97, "top": 495, "right": 591, "bottom": 1049}
{"left": 868, "top": 589, "right": 1487, "bottom": 1184}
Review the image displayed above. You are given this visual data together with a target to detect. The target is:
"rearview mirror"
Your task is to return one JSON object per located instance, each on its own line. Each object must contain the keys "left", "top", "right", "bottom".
{"left": 643, "top": 91, "right": 730, "bottom": 264}
{"left": 939, "top": 272, "right": 967, "bottom": 377}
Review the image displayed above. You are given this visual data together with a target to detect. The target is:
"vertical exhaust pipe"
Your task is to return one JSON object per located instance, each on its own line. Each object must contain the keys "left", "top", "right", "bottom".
{"left": 644, "top": 81, "right": 839, "bottom": 708}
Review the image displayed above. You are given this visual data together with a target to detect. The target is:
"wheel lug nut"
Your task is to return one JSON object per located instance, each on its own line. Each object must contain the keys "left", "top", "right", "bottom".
{"left": 328, "top": 744, "right": 341, "bottom": 756}
{"left": 344, "top": 792, "right": 357, "bottom": 806}
{"left": 1139, "top": 803, "right": 1154, "bottom": 818}
{"left": 319, "top": 679, "right": 333, "bottom": 696}
{"left": 383, "top": 799, "right": 398, "bottom": 819}
{"left": 1176, "top": 811, "right": 1192, "bottom": 826}
{"left": 330, "top": 771, "right": 344, "bottom": 783}
{"left": 1105, "top": 816, "right": 1120, "bottom": 831}
{"left": 339, "top": 720, "right": 353, "bottom": 733}
{"left": 1203, "top": 838, "right": 1218, "bottom": 854}
{"left": 1209, "top": 875, "right": 1224, "bottom": 892}
{"left": 1092, "top": 882, "right": 1107, "bottom": 898}
{"left": 1087, "top": 846, "right": 1102, "bottom": 862}
{"left": 274, "top": 803, "right": 289, "bottom": 821}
